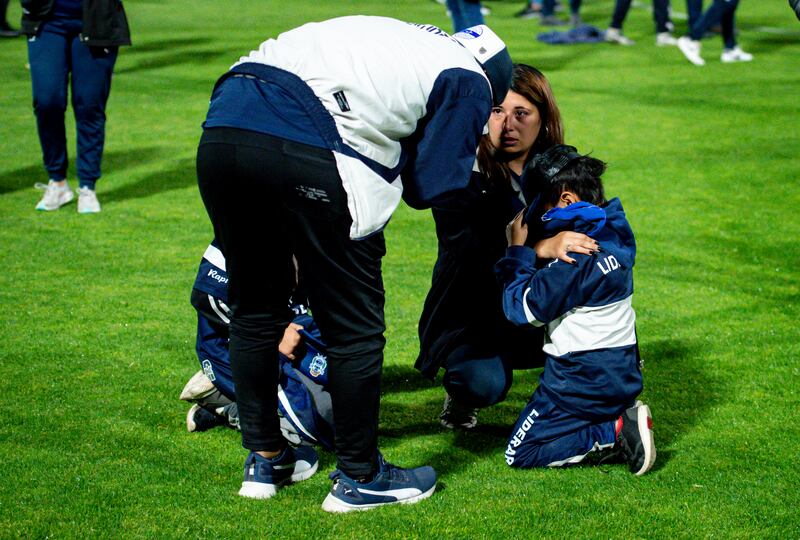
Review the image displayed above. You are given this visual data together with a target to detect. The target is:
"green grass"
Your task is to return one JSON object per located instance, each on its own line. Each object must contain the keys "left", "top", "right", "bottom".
{"left": 1, "top": 0, "right": 799, "bottom": 537}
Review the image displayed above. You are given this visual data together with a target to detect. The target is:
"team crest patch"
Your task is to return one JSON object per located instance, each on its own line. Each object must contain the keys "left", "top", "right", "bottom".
{"left": 202, "top": 359, "right": 216, "bottom": 382}
{"left": 309, "top": 354, "right": 327, "bottom": 379}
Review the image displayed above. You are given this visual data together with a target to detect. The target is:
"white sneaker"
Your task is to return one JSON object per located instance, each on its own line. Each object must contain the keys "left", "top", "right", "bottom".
{"left": 655, "top": 32, "right": 677, "bottom": 46}
{"left": 35, "top": 180, "right": 74, "bottom": 211}
{"left": 677, "top": 36, "right": 705, "bottom": 66}
{"left": 605, "top": 27, "right": 634, "bottom": 46}
{"left": 720, "top": 46, "right": 753, "bottom": 63}
{"left": 77, "top": 186, "right": 101, "bottom": 214}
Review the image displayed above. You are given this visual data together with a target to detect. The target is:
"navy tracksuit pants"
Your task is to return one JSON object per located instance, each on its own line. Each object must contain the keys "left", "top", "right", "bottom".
{"left": 27, "top": 17, "right": 117, "bottom": 189}
{"left": 505, "top": 384, "right": 622, "bottom": 468}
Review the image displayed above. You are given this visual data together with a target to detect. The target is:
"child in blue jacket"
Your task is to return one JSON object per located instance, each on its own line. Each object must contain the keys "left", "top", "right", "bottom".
{"left": 495, "top": 145, "right": 655, "bottom": 475}
{"left": 179, "top": 240, "right": 334, "bottom": 452}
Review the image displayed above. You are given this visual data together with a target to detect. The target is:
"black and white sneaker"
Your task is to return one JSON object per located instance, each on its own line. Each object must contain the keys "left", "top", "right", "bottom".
{"left": 616, "top": 403, "right": 656, "bottom": 476}
{"left": 439, "top": 394, "right": 478, "bottom": 430}
{"left": 186, "top": 404, "right": 226, "bottom": 432}
{"left": 321, "top": 454, "right": 437, "bottom": 513}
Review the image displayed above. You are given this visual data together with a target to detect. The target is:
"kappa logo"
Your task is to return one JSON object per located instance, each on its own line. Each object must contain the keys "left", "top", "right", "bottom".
{"left": 207, "top": 269, "right": 228, "bottom": 284}
{"left": 309, "top": 354, "right": 327, "bottom": 378}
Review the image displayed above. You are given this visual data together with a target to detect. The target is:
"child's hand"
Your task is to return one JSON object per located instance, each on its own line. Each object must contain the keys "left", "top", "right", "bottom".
{"left": 506, "top": 210, "right": 528, "bottom": 247}
{"left": 278, "top": 322, "right": 305, "bottom": 360}
{"left": 534, "top": 231, "right": 599, "bottom": 264}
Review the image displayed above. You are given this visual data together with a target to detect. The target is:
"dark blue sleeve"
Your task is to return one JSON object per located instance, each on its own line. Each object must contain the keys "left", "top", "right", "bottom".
{"left": 400, "top": 68, "right": 492, "bottom": 210}
{"left": 495, "top": 246, "right": 594, "bottom": 326}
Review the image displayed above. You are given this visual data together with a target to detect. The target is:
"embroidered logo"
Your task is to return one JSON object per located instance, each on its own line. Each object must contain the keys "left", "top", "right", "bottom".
{"left": 202, "top": 359, "right": 216, "bottom": 382}
{"left": 309, "top": 354, "right": 327, "bottom": 379}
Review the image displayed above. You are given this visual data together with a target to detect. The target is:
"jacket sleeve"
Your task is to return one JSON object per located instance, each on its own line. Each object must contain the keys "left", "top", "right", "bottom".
{"left": 400, "top": 68, "right": 491, "bottom": 211}
{"left": 495, "top": 245, "right": 592, "bottom": 327}
{"left": 81, "top": 0, "right": 132, "bottom": 46}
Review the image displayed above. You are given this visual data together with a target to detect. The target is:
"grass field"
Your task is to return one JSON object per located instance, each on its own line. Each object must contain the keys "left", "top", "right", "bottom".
{"left": 1, "top": 0, "right": 799, "bottom": 537}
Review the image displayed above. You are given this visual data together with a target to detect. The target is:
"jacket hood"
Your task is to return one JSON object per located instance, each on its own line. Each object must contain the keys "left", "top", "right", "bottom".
{"left": 595, "top": 197, "right": 636, "bottom": 268}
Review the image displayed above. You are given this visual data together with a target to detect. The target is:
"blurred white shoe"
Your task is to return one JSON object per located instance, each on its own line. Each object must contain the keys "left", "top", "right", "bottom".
{"left": 35, "top": 180, "right": 74, "bottom": 211}
{"left": 720, "top": 46, "right": 753, "bottom": 63}
{"left": 677, "top": 36, "right": 705, "bottom": 66}
{"left": 655, "top": 32, "right": 677, "bottom": 46}
{"left": 77, "top": 186, "right": 101, "bottom": 214}
{"left": 605, "top": 27, "right": 635, "bottom": 46}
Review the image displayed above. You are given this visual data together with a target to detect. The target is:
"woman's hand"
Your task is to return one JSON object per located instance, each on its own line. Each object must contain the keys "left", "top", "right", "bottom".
{"left": 506, "top": 210, "right": 528, "bottom": 247}
{"left": 534, "top": 231, "right": 599, "bottom": 264}
{"left": 278, "top": 322, "right": 304, "bottom": 360}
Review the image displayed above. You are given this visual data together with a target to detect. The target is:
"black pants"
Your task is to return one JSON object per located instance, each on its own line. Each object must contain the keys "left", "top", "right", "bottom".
{"left": 197, "top": 127, "right": 386, "bottom": 477}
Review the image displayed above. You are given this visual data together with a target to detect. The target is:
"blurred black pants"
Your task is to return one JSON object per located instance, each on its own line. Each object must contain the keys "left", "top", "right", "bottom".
{"left": 197, "top": 127, "right": 386, "bottom": 477}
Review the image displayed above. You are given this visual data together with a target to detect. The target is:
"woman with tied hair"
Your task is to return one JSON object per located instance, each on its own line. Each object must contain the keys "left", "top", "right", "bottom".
{"left": 416, "top": 64, "right": 599, "bottom": 429}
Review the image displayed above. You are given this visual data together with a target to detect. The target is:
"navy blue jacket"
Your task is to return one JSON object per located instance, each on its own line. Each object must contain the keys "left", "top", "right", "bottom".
{"left": 495, "top": 198, "right": 642, "bottom": 418}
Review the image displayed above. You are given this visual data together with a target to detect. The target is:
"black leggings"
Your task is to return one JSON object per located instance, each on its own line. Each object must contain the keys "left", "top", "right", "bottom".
{"left": 196, "top": 127, "right": 386, "bottom": 477}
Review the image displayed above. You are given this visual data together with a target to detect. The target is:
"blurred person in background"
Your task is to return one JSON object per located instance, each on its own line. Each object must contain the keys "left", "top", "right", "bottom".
{"left": 677, "top": 0, "right": 752, "bottom": 65}
{"left": 540, "top": 0, "right": 582, "bottom": 26}
{"left": 21, "top": 0, "right": 130, "bottom": 213}
{"left": 605, "top": 0, "right": 678, "bottom": 46}
{"left": 515, "top": 0, "right": 543, "bottom": 19}
{"left": 446, "top": 0, "right": 484, "bottom": 32}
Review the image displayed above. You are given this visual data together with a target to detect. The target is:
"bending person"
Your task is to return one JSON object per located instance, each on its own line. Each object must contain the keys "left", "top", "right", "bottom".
{"left": 416, "top": 64, "right": 597, "bottom": 429}
{"left": 196, "top": 17, "right": 512, "bottom": 512}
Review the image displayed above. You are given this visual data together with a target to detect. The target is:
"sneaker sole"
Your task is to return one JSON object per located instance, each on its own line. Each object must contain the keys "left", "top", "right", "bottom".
{"left": 633, "top": 404, "right": 656, "bottom": 476}
{"left": 239, "top": 481, "right": 280, "bottom": 499}
{"left": 186, "top": 404, "right": 201, "bottom": 432}
{"left": 321, "top": 484, "right": 436, "bottom": 513}
{"left": 721, "top": 56, "right": 753, "bottom": 63}
{"left": 238, "top": 460, "right": 318, "bottom": 499}
{"left": 36, "top": 194, "right": 74, "bottom": 211}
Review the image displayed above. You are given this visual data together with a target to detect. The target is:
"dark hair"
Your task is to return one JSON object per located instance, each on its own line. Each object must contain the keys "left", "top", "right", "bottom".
{"left": 477, "top": 64, "right": 564, "bottom": 186}
{"left": 541, "top": 155, "right": 607, "bottom": 207}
